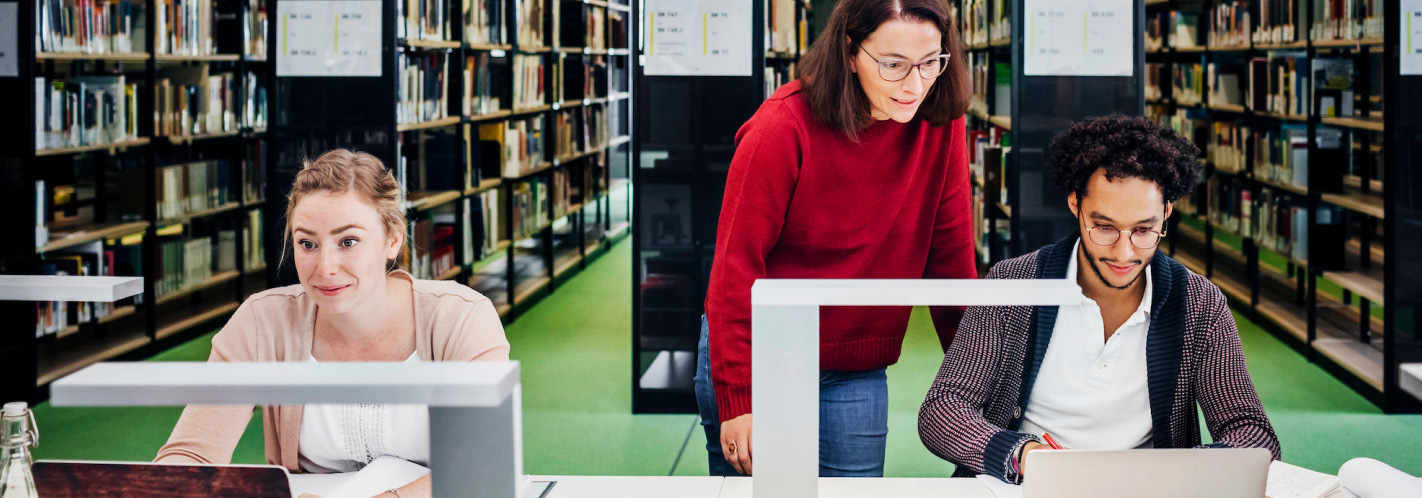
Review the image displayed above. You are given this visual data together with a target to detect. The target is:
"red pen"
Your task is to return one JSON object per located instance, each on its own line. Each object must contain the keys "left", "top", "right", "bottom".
{"left": 1041, "top": 432, "right": 1064, "bottom": 450}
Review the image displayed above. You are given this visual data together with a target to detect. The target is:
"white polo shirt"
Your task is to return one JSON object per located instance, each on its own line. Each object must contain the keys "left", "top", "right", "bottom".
{"left": 1019, "top": 243, "right": 1155, "bottom": 450}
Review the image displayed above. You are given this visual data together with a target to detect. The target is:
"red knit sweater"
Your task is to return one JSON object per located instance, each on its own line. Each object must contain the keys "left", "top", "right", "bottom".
{"left": 705, "top": 81, "right": 978, "bottom": 421}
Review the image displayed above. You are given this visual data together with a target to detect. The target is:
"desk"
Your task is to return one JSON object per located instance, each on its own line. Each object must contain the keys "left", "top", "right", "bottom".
{"left": 722, "top": 477, "right": 994, "bottom": 498}
{"left": 534, "top": 476, "right": 725, "bottom": 498}
{"left": 530, "top": 476, "right": 992, "bottom": 498}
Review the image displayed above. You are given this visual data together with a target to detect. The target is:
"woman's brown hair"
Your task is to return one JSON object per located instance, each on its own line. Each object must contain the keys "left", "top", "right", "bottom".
{"left": 283, "top": 149, "right": 408, "bottom": 269}
{"left": 798, "top": 0, "right": 969, "bottom": 141}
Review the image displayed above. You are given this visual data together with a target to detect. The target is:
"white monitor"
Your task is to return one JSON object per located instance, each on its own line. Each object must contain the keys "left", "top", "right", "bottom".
{"left": 51, "top": 361, "right": 522, "bottom": 498}
{"left": 750, "top": 278, "right": 1079, "bottom": 498}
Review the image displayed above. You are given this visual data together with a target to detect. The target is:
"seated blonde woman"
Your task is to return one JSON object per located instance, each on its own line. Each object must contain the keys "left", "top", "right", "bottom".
{"left": 156, "top": 149, "right": 509, "bottom": 498}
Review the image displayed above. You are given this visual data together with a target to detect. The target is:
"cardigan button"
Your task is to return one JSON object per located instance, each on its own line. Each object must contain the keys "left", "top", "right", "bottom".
{"left": 1013, "top": 406, "right": 1022, "bottom": 419}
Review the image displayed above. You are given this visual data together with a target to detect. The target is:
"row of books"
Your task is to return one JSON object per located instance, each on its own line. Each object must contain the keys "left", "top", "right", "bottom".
{"left": 406, "top": 217, "right": 457, "bottom": 280}
{"left": 560, "top": 2, "right": 606, "bottom": 50}
{"left": 552, "top": 106, "right": 607, "bottom": 159}
{"left": 155, "top": 0, "right": 215, "bottom": 55}
{"left": 463, "top": 0, "right": 507, "bottom": 46}
{"left": 767, "top": 0, "right": 800, "bottom": 55}
{"left": 1254, "top": 0, "right": 1303, "bottom": 44}
{"left": 35, "top": 240, "right": 126, "bottom": 337}
{"left": 481, "top": 117, "right": 547, "bottom": 178}
{"left": 117, "top": 160, "right": 234, "bottom": 221}
{"left": 34, "top": 75, "right": 137, "bottom": 150}
{"left": 242, "top": 72, "right": 269, "bottom": 129}
{"left": 516, "top": 0, "right": 546, "bottom": 48}
{"left": 465, "top": 52, "right": 505, "bottom": 116}
{"left": 156, "top": 234, "right": 214, "bottom": 298}
{"left": 36, "top": 0, "right": 139, "bottom": 54}
{"left": 1310, "top": 0, "right": 1383, "bottom": 42}
{"left": 1253, "top": 52, "right": 1309, "bottom": 118}
{"left": 1173, "top": 63, "right": 1204, "bottom": 106}
{"left": 607, "top": 9, "right": 628, "bottom": 50}
{"left": 558, "top": 55, "right": 607, "bottom": 101}
{"left": 513, "top": 55, "right": 547, "bottom": 110}
{"left": 241, "top": 0, "right": 267, "bottom": 57}
{"left": 960, "top": 0, "right": 989, "bottom": 47}
{"left": 466, "top": 189, "right": 503, "bottom": 262}
{"left": 765, "top": 63, "right": 795, "bottom": 99}
{"left": 1207, "top": 1, "right": 1251, "bottom": 48}
{"left": 398, "top": 52, "right": 450, "bottom": 125}
{"left": 510, "top": 178, "right": 550, "bottom": 241}
{"left": 1147, "top": 11, "right": 1199, "bottom": 49}
{"left": 398, "top": 0, "right": 449, "bottom": 42}
{"left": 1208, "top": 62, "right": 1245, "bottom": 107}
{"left": 155, "top": 68, "right": 242, "bottom": 138}
{"left": 550, "top": 168, "right": 577, "bottom": 219}
{"left": 1146, "top": 63, "right": 1166, "bottom": 102}
{"left": 1207, "top": 175, "right": 1311, "bottom": 260}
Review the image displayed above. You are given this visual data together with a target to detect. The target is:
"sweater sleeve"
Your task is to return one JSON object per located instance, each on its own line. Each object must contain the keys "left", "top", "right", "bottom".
{"left": 154, "top": 302, "right": 260, "bottom": 464}
{"left": 925, "top": 116, "right": 979, "bottom": 351}
{"left": 704, "top": 100, "right": 803, "bottom": 422}
{"left": 448, "top": 296, "right": 511, "bottom": 362}
{"left": 918, "top": 264, "right": 1037, "bottom": 483}
{"left": 1194, "top": 288, "right": 1282, "bottom": 460}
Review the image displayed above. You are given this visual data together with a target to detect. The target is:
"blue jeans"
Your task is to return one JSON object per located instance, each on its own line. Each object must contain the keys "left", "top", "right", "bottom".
{"left": 693, "top": 316, "right": 889, "bottom": 477}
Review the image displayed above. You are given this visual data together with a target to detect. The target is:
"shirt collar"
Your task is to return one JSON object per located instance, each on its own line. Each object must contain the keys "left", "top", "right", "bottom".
{"left": 1066, "top": 241, "right": 1153, "bottom": 318}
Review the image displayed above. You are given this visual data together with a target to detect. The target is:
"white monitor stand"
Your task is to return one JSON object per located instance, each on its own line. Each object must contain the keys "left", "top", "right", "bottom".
{"left": 751, "top": 279, "right": 1079, "bottom": 498}
{"left": 51, "top": 361, "right": 523, "bottom": 498}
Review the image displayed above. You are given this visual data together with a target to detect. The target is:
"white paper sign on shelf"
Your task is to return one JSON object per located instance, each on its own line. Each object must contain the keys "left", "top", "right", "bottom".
{"left": 1024, "top": 0, "right": 1134, "bottom": 77}
{"left": 644, "top": 0, "right": 752, "bottom": 77}
{"left": 0, "top": 2, "right": 18, "bottom": 77}
{"left": 277, "top": 0, "right": 382, "bottom": 77}
{"left": 1404, "top": 0, "right": 1422, "bottom": 75}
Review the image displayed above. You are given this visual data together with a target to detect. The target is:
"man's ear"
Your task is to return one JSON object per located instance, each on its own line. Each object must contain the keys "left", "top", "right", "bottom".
{"left": 1067, "top": 192, "right": 1080, "bottom": 218}
{"left": 1164, "top": 201, "right": 1174, "bottom": 221}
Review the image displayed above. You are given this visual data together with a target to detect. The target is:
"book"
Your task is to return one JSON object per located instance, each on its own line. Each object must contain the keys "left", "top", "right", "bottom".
{"left": 397, "top": 51, "right": 450, "bottom": 125}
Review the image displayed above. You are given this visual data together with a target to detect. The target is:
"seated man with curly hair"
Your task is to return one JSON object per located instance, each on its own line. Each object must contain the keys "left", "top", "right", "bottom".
{"left": 917, "top": 114, "right": 1280, "bottom": 484}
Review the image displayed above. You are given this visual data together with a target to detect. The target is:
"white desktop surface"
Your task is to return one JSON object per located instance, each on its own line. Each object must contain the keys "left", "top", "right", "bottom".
{"left": 527, "top": 476, "right": 992, "bottom": 498}
{"left": 531, "top": 476, "right": 726, "bottom": 498}
{"left": 724, "top": 477, "right": 992, "bottom": 498}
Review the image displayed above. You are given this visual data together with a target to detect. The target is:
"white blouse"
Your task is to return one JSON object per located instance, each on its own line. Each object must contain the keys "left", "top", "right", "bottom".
{"left": 298, "top": 352, "right": 431, "bottom": 473}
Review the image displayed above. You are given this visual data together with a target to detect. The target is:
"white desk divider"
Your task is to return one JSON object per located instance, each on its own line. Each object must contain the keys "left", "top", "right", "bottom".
{"left": 750, "top": 279, "right": 1080, "bottom": 498}
{"left": 51, "top": 361, "right": 523, "bottom": 498}
{"left": 0, "top": 275, "right": 143, "bottom": 302}
{"left": 1401, "top": 363, "right": 1422, "bottom": 401}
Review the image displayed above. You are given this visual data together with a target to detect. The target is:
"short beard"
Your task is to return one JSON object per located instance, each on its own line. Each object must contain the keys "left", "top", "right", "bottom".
{"left": 1081, "top": 239, "right": 1149, "bottom": 291}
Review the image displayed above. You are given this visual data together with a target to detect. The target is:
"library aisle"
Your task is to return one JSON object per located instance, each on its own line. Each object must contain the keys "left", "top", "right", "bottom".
{"left": 28, "top": 239, "right": 1422, "bottom": 477}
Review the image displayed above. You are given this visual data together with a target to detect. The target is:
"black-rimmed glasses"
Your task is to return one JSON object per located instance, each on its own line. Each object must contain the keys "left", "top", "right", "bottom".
{"left": 858, "top": 46, "right": 949, "bottom": 81}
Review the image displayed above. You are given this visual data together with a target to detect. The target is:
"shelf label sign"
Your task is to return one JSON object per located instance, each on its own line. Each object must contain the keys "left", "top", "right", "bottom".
{"left": 277, "top": 0, "right": 382, "bottom": 77}
{"left": 1405, "top": 0, "right": 1422, "bottom": 75}
{"left": 1024, "top": 0, "right": 1134, "bottom": 77}
{"left": 0, "top": 2, "right": 17, "bottom": 77}
{"left": 644, "top": 0, "right": 752, "bottom": 76}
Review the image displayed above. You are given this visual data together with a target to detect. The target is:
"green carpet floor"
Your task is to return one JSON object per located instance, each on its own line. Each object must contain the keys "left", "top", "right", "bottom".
{"left": 29, "top": 239, "right": 1422, "bottom": 477}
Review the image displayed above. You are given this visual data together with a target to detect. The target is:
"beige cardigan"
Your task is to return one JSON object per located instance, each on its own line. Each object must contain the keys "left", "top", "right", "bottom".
{"left": 154, "top": 271, "right": 509, "bottom": 471}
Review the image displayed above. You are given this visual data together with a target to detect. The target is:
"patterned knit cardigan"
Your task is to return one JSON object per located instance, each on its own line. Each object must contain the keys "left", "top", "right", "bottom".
{"left": 917, "top": 236, "right": 1281, "bottom": 483}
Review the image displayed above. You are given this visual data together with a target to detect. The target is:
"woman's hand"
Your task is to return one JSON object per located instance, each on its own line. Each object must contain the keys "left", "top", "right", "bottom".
{"left": 1019, "top": 441, "right": 1068, "bottom": 475}
{"left": 721, "top": 413, "right": 753, "bottom": 475}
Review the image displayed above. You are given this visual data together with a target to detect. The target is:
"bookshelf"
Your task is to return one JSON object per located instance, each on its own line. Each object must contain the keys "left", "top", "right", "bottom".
{"left": 631, "top": 0, "right": 813, "bottom": 414}
{"left": 0, "top": 0, "right": 631, "bottom": 403}
{"left": 960, "top": 0, "right": 1146, "bottom": 272}
{"left": 264, "top": 0, "right": 631, "bottom": 324}
{"left": 0, "top": 0, "right": 271, "bottom": 402}
{"left": 1144, "top": 0, "right": 1419, "bottom": 411}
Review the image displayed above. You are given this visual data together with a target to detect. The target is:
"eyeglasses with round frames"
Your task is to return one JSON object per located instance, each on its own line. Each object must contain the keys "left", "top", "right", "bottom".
{"left": 858, "top": 46, "right": 950, "bottom": 81}
{"left": 1078, "top": 211, "right": 1168, "bottom": 249}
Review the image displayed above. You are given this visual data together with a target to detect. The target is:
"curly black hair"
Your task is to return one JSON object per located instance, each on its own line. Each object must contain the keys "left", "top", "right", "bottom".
{"left": 1049, "top": 114, "right": 1202, "bottom": 203}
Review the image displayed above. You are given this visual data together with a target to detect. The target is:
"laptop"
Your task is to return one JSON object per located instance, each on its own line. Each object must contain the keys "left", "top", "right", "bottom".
{"left": 34, "top": 460, "right": 292, "bottom": 498}
{"left": 1022, "top": 448, "right": 1272, "bottom": 498}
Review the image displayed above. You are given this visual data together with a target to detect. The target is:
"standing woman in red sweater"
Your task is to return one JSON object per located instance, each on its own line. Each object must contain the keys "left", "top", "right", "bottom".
{"left": 695, "top": 0, "right": 976, "bottom": 477}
